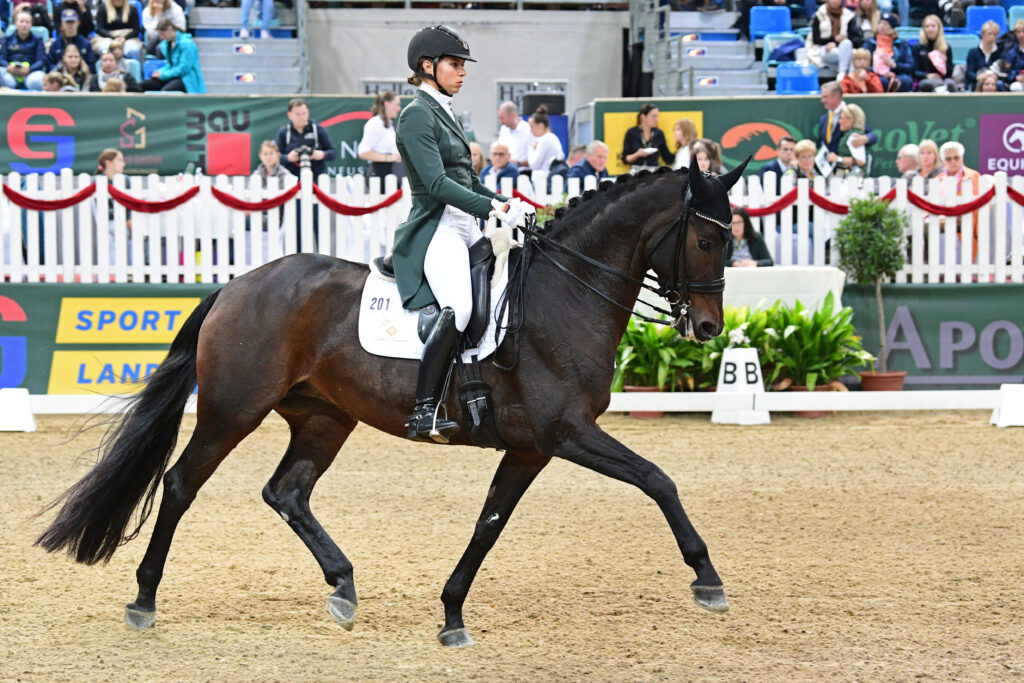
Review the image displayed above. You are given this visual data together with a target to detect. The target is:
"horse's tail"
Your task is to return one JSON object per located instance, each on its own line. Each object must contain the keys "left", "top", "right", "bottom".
{"left": 35, "top": 288, "right": 222, "bottom": 565}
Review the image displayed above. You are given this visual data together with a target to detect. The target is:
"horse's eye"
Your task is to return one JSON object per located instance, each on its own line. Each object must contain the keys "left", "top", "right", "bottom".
{"left": 698, "top": 239, "right": 711, "bottom": 252}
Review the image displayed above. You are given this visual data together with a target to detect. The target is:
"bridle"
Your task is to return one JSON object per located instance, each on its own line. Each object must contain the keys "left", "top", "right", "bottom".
{"left": 493, "top": 175, "right": 729, "bottom": 369}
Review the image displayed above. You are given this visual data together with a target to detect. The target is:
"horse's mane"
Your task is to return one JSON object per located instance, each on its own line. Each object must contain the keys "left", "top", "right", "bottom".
{"left": 539, "top": 166, "right": 687, "bottom": 239}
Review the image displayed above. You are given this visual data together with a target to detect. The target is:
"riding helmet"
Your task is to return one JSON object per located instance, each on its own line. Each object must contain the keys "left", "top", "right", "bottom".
{"left": 406, "top": 25, "right": 475, "bottom": 74}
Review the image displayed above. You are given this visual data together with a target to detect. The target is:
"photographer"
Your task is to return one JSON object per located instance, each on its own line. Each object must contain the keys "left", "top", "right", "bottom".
{"left": 275, "top": 98, "right": 337, "bottom": 178}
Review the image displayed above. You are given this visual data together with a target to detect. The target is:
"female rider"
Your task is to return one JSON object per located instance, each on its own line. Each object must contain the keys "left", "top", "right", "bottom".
{"left": 393, "top": 25, "right": 529, "bottom": 443}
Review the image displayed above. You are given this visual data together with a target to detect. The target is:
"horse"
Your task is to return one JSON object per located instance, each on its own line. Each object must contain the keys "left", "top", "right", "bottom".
{"left": 36, "top": 155, "right": 748, "bottom": 647}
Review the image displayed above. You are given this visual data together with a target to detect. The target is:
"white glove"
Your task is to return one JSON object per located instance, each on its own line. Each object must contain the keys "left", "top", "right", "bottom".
{"left": 489, "top": 197, "right": 532, "bottom": 229}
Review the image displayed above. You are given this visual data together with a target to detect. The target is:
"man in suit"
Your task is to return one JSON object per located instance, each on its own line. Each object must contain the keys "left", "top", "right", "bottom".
{"left": 756, "top": 135, "right": 796, "bottom": 192}
{"left": 815, "top": 81, "right": 878, "bottom": 155}
{"left": 479, "top": 141, "right": 520, "bottom": 187}
{"left": 567, "top": 140, "right": 610, "bottom": 182}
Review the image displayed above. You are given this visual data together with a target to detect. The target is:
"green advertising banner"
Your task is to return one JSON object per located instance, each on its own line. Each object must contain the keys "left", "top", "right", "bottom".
{"left": 593, "top": 94, "right": 1024, "bottom": 178}
{"left": 844, "top": 283, "right": 1024, "bottom": 389}
{"left": 0, "top": 94, "right": 380, "bottom": 177}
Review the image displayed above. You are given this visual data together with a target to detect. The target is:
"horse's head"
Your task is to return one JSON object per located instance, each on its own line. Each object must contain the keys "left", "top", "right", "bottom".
{"left": 646, "top": 154, "right": 749, "bottom": 342}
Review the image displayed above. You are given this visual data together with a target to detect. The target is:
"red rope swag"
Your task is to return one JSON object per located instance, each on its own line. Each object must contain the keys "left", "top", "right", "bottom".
{"left": 311, "top": 184, "right": 403, "bottom": 216}
{"left": 513, "top": 189, "right": 548, "bottom": 210}
{"left": 3, "top": 183, "right": 95, "bottom": 210}
{"left": 108, "top": 185, "right": 200, "bottom": 213}
{"left": 739, "top": 184, "right": 1006, "bottom": 217}
{"left": 211, "top": 184, "right": 301, "bottom": 211}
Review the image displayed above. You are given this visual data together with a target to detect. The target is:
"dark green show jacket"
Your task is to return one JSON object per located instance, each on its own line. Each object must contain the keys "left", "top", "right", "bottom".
{"left": 393, "top": 90, "right": 505, "bottom": 311}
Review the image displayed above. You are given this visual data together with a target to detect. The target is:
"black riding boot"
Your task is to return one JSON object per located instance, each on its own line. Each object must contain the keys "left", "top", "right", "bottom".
{"left": 406, "top": 306, "right": 462, "bottom": 443}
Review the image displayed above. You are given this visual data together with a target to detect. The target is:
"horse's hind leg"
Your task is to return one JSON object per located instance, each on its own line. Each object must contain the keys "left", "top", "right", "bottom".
{"left": 542, "top": 422, "right": 728, "bottom": 614}
{"left": 439, "top": 449, "right": 550, "bottom": 647}
{"left": 125, "top": 411, "right": 267, "bottom": 629}
{"left": 262, "top": 409, "right": 359, "bottom": 630}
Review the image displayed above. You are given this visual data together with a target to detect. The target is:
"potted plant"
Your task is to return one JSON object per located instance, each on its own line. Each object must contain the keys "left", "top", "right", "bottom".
{"left": 833, "top": 196, "right": 909, "bottom": 391}
{"left": 768, "top": 293, "right": 874, "bottom": 416}
{"left": 612, "top": 317, "right": 688, "bottom": 418}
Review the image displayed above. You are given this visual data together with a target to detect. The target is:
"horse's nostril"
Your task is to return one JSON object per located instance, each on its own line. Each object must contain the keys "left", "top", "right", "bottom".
{"left": 700, "top": 321, "right": 720, "bottom": 339}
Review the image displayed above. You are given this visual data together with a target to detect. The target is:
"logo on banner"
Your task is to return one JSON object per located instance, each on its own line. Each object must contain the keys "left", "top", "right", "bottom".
{"left": 120, "top": 107, "right": 147, "bottom": 149}
{"left": 55, "top": 298, "right": 201, "bottom": 344}
{"left": 719, "top": 120, "right": 802, "bottom": 168}
{"left": 978, "top": 114, "right": 1024, "bottom": 175}
{"left": 6, "top": 107, "right": 75, "bottom": 173}
{"left": 0, "top": 296, "right": 28, "bottom": 388}
{"left": 48, "top": 351, "right": 168, "bottom": 394}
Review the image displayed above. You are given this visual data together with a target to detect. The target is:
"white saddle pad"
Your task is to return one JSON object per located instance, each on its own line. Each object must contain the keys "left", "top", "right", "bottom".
{"left": 358, "top": 259, "right": 509, "bottom": 361}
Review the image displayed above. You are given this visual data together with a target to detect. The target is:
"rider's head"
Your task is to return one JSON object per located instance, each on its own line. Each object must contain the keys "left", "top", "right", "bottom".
{"left": 406, "top": 25, "right": 475, "bottom": 96}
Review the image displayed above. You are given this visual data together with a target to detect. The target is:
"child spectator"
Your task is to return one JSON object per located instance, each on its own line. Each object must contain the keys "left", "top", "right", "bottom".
{"left": 866, "top": 12, "right": 914, "bottom": 91}
{"left": 964, "top": 21, "right": 1006, "bottom": 91}
{"left": 94, "top": 0, "right": 143, "bottom": 61}
{"left": 56, "top": 41, "right": 91, "bottom": 91}
{"left": 103, "top": 76, "right": 125, "bottom": 92}
{"left": 842, "top": 47, "right": 884, "bottom": 93}
{"left": 914, "top": 14, "right": 958, "bottom": 92}
{"left": 42, "top": 71, "right": 65, "bottom": 91}
{"left": 0, "top": 10, "right": 46, "bottom": 90}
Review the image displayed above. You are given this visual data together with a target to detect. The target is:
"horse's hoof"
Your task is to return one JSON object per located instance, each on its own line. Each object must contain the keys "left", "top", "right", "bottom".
{"left": 327, "top": 594, "right": 357, "bottom": 631}
{"left": 691, "top": 583, "right": 729, "bottom": 613}
{"left": 438, "top": 627, "right": 475, "bottom": 647}
{"left": 124, "top": 603, "right": 156, "bottom": 630}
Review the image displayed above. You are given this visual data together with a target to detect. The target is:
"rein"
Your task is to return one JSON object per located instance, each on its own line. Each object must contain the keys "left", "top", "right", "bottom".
{"left": 492, "top": 177, "right": 727, "bottom": 371}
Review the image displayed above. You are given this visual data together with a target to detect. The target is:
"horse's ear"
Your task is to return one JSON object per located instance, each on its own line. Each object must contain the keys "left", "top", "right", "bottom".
{"left": 687, "top": 152, "right": 709, "bottom": 199}
{"left": 718, "top": 156, "right": 751, "bottom": 191}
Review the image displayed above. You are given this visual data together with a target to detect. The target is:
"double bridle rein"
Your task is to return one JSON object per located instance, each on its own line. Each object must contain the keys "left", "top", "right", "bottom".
{"left": 493, "top": 177, "right": 729, "bottom": 370}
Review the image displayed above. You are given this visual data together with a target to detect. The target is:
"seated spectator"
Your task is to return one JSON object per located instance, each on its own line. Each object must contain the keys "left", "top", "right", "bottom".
{"left": 866, "top": 12, "right": 914, "bottom": 92}
{"left": 728, "top": 208, "right": 773, "bottom": 268}
{"left": 103, "top": 77, "right": 125, "bottom": 91}
{"left": 469, "top": 142, "right": 484, "bottom": 176}
{"left": 13, "top": 0, "right": 52, "bottom": 32}
{"left": 108, "top": 36, "right": 132, "bottom": 73}
{"left": 479, "top": 142, "right": 520, "bottom": 185}
{"left": 787, "top": 139, "right": 820, "bottom": 179}
{"left": 842, "top": 47, "right": 884, "bottom": 93}
{"left": 55, "top": 0, "right": 96, "bottom": 37}
{"left": 141, "top": 19, "right": 206, "bottom": 93}
{"left": 1006, "top": 19, "right": 1024, "bottom": 92}
{"left": 566, "top": 145, "right": 586, "bottom": 169}
{"left": 526, "top": 105, "right": 565, "bottom": 174}
{"left": 914, "top": 15, "right": 959, "bottom": 92}
{"left": 42, "top": 71, "right": 64, "bottom": 91}
{"left": 89, "top": 49, "right": 140, "bottom": 91}
{"left": 974, "top": 70, "right": 1001, "bottom": 91}
{"left": 48, "top": 8, "right": 98, "bottom": 72}
{"left": 758, "top": 135, "right": 796, "bottom": 192}
{"left": 142, "top": 0, "right": 186, "bottom": 57}
{"left": 56, "top": 41, "right": 91, "bottom": 91}
{"left": 672, "top": 117, "right": 697, "bottom": 170}
{"left": 567, "top": 140, "right": 610, "bottom": 182}
{"left": 965, "top": 21, "right": 1007, "bottom": 91}
{"left": 916, "top": 138, "right": 941, "bottom": 186}
{"left": 1, "top": 11, "right": 46, "bottom": 91}
{"left": 936, "top": 140, "right": 981, "bottom": 259}
{"left": 896, "top": 143, "right": 918, "bottom": 180}
{"left": 856, "top": 0, "right": 880, "bottom": 42}
{"left": 807, "top": 0, "right": 864, "bottom": 77}
{"left": 826, "top": 103, "right": 870, "bottom": 177}
{"left": 621, "top": 103, "right": 674, "bottom": 170}
{"left": 94, "top": 0, "right": 143, "bottom": 61}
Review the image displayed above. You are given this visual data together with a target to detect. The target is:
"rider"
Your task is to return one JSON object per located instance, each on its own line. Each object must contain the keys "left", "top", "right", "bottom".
{"left": 394, "top": 25, "right": 530, "bottom": 443}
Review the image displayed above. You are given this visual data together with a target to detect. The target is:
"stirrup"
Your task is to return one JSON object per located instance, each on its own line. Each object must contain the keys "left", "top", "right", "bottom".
{"left": 405, "top": 402, "right": 459, "bottom": 443}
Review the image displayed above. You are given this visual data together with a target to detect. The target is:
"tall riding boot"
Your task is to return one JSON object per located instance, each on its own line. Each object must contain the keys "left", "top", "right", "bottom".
{"left": 406, "top": 306, "right": 462, "bottom": 443}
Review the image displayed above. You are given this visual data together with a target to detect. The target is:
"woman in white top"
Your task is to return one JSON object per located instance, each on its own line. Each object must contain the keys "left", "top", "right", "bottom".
{"left": 672, "top": 117, "right": 697, "bottom": 170}
{"left": 358, "top": 90, "right": 405, "bottom": 185}
{"left": 526, "top": 105, "right": 564, "bottom": 173}
{"left": 142, "top": 0, "right": 186, "bottom": 56}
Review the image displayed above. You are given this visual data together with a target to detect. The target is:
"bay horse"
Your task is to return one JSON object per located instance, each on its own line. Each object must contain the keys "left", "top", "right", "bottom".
{"left": 36, "top": 157, "right": 748, "bottom": 647}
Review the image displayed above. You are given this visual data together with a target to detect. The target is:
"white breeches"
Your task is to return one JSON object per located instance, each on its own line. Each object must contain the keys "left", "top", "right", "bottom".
{"left": 423, "top": 205, "right": 482, "bottom": 332}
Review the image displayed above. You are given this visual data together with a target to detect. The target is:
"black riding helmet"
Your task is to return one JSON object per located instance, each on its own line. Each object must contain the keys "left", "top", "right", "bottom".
{"left": 407, "top": 25, "right": 475, "bottom": 96}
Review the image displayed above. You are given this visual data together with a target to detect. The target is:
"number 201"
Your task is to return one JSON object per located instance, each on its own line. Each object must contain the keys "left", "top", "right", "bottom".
{"left": 369, "top": 297, "right": 390, "bottom": 311}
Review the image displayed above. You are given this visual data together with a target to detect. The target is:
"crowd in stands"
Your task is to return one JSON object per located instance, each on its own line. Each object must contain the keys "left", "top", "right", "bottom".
{"left": 0, "top": 0, "right": 204, "bottom": 93}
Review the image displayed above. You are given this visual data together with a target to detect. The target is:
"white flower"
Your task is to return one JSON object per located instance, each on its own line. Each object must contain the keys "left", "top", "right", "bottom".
{"left": 728, "top": 328, "right": 750, "bottom": 346}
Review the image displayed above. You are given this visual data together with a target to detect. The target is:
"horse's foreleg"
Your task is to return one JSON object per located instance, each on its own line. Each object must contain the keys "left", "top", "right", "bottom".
{"left": 439, "top": 449, "right": 550, "bottom": 647}
{"left": 545, "top": 423, "right": 728, "bottom": 613}
{"left": 263, "top": 410, "right": 359, "bottom": 630}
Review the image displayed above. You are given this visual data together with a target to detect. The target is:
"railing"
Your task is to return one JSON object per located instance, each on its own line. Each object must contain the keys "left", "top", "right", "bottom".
{"left": 314, "top": 0, "right": 627, "bottom": 8}
{"left": 2, "top": 169, "right": 1022, "bottom": 284}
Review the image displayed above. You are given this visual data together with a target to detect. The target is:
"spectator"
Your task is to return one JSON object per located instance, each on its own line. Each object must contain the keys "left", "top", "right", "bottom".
{"left": 275, "top": 97, "right": 336, "bottom": 177}
{"left": 914, "top": 15, "right": 959, "bottom": 92}
{"left": 48, "top": 9, "right": 98, "bottom": 72}
{"left": 497, "top": 101, "right": 532, "bottom": 168}
{"left": 728, "top": 208, "right": 773, "bottom": 268}
{"left": 672, "top": 117, "right": 698, "bottom": 170}
{"left": 55, "top": 0, "right": 95, "bottom": 37}
{"left": 108, "top": 36, "right": 131, "bottom": 73}
{"left": 842, "top": 47, "right": 884, "bottom": 93}
{"left": 815, "top": 81, "right": 877, "bottom": 154}
{"left": 141, "top": 19, "right": 206, "bottom": 93}
{"left": 566, "top": 144, "right": 586, "bottom": 168}
{"left": 867, "top": 12, "right": 914, "bottom": 92}
{"left": 526, "top": 105, "right": 565, "bottom": 173}
{"left": 13, "top": 0, "right": 53, "bottom": 32}
{"left": 692, "top": 142, "right": 716, "bottom": 175}
{"left": 1006, "top": 19, "right": 1024, "bottom": 92}
{"left": 974, "top": 70, "right": 1001, "bottom": 92}
{"left": 239, "top": 0, "right": 273, "bottom": 40}
{"left": 249, "top": 140, "right": 289, "bottom": 263}
{"left": 826, "top": 103, "right": 870, "bottom": 177}
{"left": 807, "top": 0, "right": 864, "bottom": 77}
{"left": 896, "top": 143, "right": 919, "bottom": 179}
{"left": 95, "top": 148, "right": 131, "bottom": 265}
{"left": 758, "top": 135, "right": 796, "bottom": 191}
{"left": 56, "top": 41, "right": 91, "bottom": 91}
{"left": 916, "top": 138, "right": 941, "bottom": 185}
{"left": 696, "top": 137, "right": 728, "bottom": 175}
{"left": 103, "top": 77, "right": 124, "bottom": 91}
{"left": 621, "top": 103, "right": 675, "bottom": 170}
{"left": 89, "top": 49, "right": 141, "bottom": 91}
{"left": 787, "top": 139, "right": 820, "bottom": 179}
{"left": 94, "top": 0, "right": 143, "bottom": 61}
{"left": 469, "top": 142, "right": 484, "bottom": 176}
{"left": 856, "top": 0, "right": 880, "bottom": 41}
{"left": 358, "top": 90, "right": 404, "bottom": 184}
{"left": 936, "top": 140, "right": 981, "bottom": 259}
{"left": 142, "top": 0, "right": 186, "bottom": 57}
{"left": 479, "top": 141, "right": 520, "bottom": 185}
{"left": 964, "top": 21, "right": 1006, "bottom": 91}
{"left": 1, "top": 11, "right": 46, "bottom": 90}
{"left": 567, "top": 140, "right": 610, "bottom": 181}
{"left": 42, "top": 71, "right": 64, "bottom": 91}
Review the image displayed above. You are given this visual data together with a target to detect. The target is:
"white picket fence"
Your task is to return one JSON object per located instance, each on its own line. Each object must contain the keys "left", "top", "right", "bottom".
{"left": 1, "top": 168, "right": 1021, "bottom": 284}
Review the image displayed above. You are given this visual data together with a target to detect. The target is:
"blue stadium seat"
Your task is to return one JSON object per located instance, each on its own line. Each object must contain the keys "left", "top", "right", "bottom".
{"left": 945, "top": 33, "right": 980, "bottom": 64}
{"left": 775, "top": 62, "right": 820, "bottom": 94}
{"left": 965, "top": 5, "right": 1007, "bottom": 34}
{"left": 750, "top": 6, "right": 792, "bottom": 39}
{"left": 896, "top": 26, "right": 920, "bottom": 44}
{"left": 125, "top": 58, "right": 142, "bottom": 83}
{"left": 1009, "top": 5, "right": 1024, "bottom": 28}
{"left": 4, "top": 24, "right": 49, "bottom": 41}
{"left": 762, "top": 31, "right": 802, "bottom": 71}
{"left": 144, "top": 59, "right": 166, "bottom": 80}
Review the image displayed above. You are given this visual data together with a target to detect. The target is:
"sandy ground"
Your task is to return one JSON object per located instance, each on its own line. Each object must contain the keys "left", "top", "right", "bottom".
{"left": 1, "top": 411, "right": 1022, "bottom": 682}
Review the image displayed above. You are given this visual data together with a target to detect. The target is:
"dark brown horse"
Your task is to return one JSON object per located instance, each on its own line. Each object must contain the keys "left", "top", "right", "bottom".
{"left": 37, "top": 158, "right": 747, "bottom": 647}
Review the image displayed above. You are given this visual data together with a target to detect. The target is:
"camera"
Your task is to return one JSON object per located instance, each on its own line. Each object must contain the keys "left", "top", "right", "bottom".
{"left": 294, "top": 145, "right": 314, "bottom": 170}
